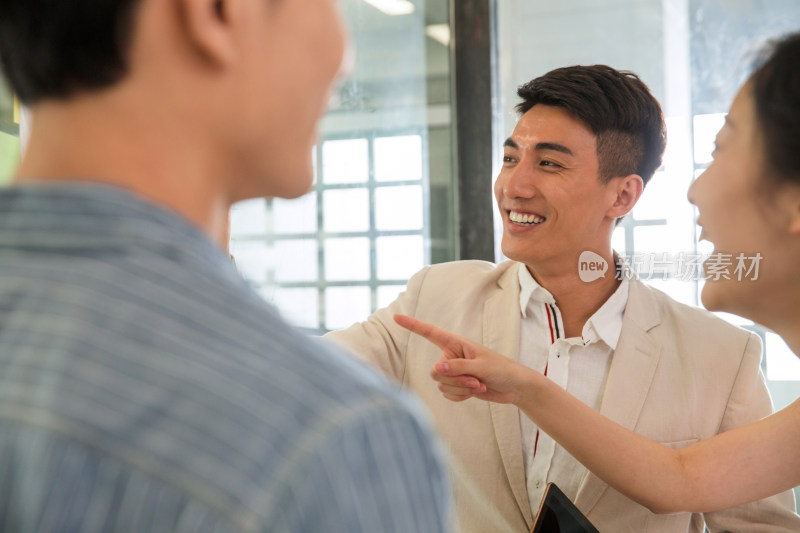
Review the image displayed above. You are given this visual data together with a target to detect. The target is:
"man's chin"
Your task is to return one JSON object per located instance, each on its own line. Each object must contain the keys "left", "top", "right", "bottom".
{"left": 251, "top": 164, "right": 314, "bottom": 201}
{"left": 500, "top": 239, "right": 545, "bottom": 264}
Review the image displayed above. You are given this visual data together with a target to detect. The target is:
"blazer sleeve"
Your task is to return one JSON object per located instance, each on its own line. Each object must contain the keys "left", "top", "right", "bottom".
{"left": 701, "top": 331, "right": 800, "bottom": 532}
{"left": 322, "top": 266, "right": 432, "bottom": 382}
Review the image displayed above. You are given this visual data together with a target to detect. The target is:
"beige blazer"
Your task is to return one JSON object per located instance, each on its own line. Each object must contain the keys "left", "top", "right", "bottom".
{"left": 325, "top": 260, "right": 799, "bottom": 532}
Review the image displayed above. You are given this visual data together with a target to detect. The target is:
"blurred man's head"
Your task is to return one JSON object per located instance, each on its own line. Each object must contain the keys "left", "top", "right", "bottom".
{"left": 0, "top": 0, "right": 347, "bottom": 201}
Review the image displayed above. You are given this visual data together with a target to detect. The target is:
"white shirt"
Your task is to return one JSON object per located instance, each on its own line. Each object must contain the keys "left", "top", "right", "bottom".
{"left": 517, "top": 263, "right": 629, "bottom": 511}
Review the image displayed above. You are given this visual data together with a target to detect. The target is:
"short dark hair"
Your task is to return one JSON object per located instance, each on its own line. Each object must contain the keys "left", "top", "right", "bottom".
{"left": 0, "top": 0, "right": 142, "bottom": 104}
{"left": 516, "top": 65, "right": 667, "bottom": 187}
{"left": 750, "top": 31, "right": 800, "bottom": 185}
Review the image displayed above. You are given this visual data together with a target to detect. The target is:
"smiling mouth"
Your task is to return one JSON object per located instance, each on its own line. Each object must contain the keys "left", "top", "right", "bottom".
{"left": 509, "top": 210, "right": 546, "bottom": 226}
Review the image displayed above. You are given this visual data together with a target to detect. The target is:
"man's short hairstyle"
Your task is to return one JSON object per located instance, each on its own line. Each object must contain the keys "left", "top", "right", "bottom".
{"left": 516, "top": 65, "right": 667, "bottom": 187}
{"left": 0, "top": 0, "right": 142, "bottom": 104}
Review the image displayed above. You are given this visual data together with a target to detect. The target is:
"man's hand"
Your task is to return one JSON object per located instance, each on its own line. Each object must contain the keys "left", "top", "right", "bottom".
{"left": 393, "top": 314, "right": 536, "bottom": 405}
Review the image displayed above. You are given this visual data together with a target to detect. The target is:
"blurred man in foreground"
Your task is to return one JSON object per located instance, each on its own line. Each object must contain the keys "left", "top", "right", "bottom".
{"left": 0, "top": 0, "right": 450, "bottom": 531}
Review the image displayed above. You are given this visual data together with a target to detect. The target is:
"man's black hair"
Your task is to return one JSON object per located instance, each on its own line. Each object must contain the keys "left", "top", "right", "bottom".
{"left": 516, "top": 65, "right": 667, "bottom": 186}
{"left": 0, "top": 0, "right": 142, "bottom": 104}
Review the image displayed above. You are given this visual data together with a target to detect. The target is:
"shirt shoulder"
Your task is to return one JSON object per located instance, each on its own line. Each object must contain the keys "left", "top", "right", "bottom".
{"left": 0, "top": 233, "right": 445, "bottom": 531}
{"left": 421, "top": 259, "right": 519, "bottom": 289}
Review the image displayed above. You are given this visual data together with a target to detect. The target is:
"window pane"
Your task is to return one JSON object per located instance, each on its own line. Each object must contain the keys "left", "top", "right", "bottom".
{"left": 323, "top": 188, "right": 370, "bottom": 233}
{"left": 712, "top": 311, "right": 751, "bottom": 327}
{"left": 231, "top": 198, "right": 268, "bottom": 236}
{"left": 611, "top": 226, "right": 626, "bottom": 255}
{"left": 270, "top": 287, "right": 319, "bottom": 330}
{"left": 374, "top": 135, "right": 423, "bottom": 182}
{"left": 375, "top": 185, "right": 423, "bottom": 231}
{"left": 325, "top": 286, "right": 371, "bottom": 330}
{"left": 377, "top": 285, "right": 405, "bottom": 308}
{"left": 376, "top": 235, "right": 424, "bottom": 280}
{"left": 692, "top": 113, "right": 726, "bottom": 165}
{"left": 641, "top": 278, "right": 696, "bottom": 307}
{"left": 632, "top": 172, "right": 676, "bottom": 222}
{"left": 766, "top": 332, "right": 800, "bottom": 382}
{"left": 230, "top": 241, "right": 271, "bottom": 284}
{"left": 322, "top": 138, "right": 369, "bottom": 184}
{"left": 325, "top": 237, "right": 370, "bottom": 281}
{"left": 273, "top": 193, "right": 318, "bottom": 234}
{"left": 274, "top": 240, "right": 318, "bottom": 282}
{"left": 633, "top": 225, "right": 686, "bottom": 257}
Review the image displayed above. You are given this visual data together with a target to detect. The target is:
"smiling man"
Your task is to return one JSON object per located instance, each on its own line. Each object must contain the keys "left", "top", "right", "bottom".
{"left": 325, "top": 65, "right": 800, "bottom": 532}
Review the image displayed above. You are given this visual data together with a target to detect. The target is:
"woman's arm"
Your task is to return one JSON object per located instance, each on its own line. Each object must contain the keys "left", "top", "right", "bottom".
{"left": 394, "top": 314, "right": 800, "bottom": 513}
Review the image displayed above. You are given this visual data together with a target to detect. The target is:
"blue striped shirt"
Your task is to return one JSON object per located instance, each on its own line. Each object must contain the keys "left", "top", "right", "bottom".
{"left": 0, "top": 184, "right": 451, "bottom": 533}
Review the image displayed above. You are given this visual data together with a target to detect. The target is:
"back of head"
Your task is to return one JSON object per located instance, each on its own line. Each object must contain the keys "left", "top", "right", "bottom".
{"left": 750, "top": 31, "right": 800, "bottom": 185}
{"left": 0, "top": 0, "right": 141, "bottom": 104}
{"left": 516, "top": 65, "right": 666, "bottom": 186}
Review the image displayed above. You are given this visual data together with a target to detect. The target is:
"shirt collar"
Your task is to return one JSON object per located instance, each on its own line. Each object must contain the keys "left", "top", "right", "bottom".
{"left": 518, "top": 264, "right": 556, "bottom": 315}
{"left": 0, "top": 183, "right": 241, "bottom": 286}
{"left": 582, "top": 275, "right": 628, "bottom": 349}
{"left": 517, "top": 261, "right": 629, "bottom": 349}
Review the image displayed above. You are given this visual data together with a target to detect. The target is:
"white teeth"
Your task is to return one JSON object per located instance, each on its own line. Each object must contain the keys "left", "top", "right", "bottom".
{"left": 509, "top": 211, "right": 545, "bottom": 225}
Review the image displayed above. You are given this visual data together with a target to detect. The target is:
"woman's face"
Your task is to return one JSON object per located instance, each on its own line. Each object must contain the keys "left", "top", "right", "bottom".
{"left": 688, "top": 83, "right": 800, "bottom": 323}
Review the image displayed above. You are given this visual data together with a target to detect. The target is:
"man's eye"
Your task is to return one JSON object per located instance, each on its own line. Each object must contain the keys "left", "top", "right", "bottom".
{"left": 540, "top": 160, "right": 561, "bottom": 168}
{"left": 503, "top": 155, "right": 515, "bottom": 163}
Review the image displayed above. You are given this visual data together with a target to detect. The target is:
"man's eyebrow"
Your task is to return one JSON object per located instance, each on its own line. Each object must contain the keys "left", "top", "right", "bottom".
{"left": 534, "top": 142, "right": 573, "bottom": 156}
{"left": 503, "top": 138, "right": 573, "bottom": 157}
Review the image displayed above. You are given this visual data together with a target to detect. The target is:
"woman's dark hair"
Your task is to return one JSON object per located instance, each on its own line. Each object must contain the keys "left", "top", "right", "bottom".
{"left": 516, "top": 65, "right": 667, "bottom": 187}
{"left": 0, "top": 0, "right": 142, "bottom": 104}
{"left": 750, "top": 32, "right": 800, "bottom": 184}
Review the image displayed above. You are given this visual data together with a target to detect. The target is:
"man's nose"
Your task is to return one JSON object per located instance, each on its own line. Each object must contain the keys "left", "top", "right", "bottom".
{"left": 503, "top": 164, "right": 537, "bottom": 199}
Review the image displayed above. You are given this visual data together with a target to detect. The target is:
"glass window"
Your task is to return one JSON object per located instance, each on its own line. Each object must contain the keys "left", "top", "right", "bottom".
{"left": 322, "top": 139, "right": 369, "bottom": 184}
{"left": 230, "top": 0, "right": 456, "bottom": 334}
{"left": 374, "top": 134, "right": 423, "bottom": 182}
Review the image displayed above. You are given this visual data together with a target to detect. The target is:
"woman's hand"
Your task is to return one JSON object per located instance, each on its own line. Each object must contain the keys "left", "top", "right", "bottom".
{"left": 393, "top": 314, "right": 538, "bottom": 405}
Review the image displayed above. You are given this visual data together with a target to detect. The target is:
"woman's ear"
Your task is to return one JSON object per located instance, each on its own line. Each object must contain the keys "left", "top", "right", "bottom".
{"left": 606, "top": 174, "right": 644, "bottom": 219}
{"left": 178, "top": 0, "right": 238, "bottom": 66}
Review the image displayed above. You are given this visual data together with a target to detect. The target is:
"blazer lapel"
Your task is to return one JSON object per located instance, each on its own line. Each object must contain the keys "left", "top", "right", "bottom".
{"left": 484, "top": 264, "right": 534, "bottom": 527}
{"left": 574, "top": 279, "right": 662, "bottom": 514}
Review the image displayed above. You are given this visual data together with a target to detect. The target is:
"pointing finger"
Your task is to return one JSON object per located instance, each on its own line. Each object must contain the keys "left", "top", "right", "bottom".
{"left": 394, "top": 314, "right": 473, "bottom": 359}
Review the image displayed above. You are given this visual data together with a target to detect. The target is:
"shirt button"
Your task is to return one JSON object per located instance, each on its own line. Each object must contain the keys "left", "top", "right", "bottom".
{"left": 535, "top": 480, "right": 541, "bottom": 489}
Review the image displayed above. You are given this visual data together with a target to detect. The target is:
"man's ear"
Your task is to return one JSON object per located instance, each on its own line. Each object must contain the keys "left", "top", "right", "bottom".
{"left": 606, "top": 174, "right": 643, "bottom": 219}
{"left": 179, "top": 0, "right": 238, "bottom": 66}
